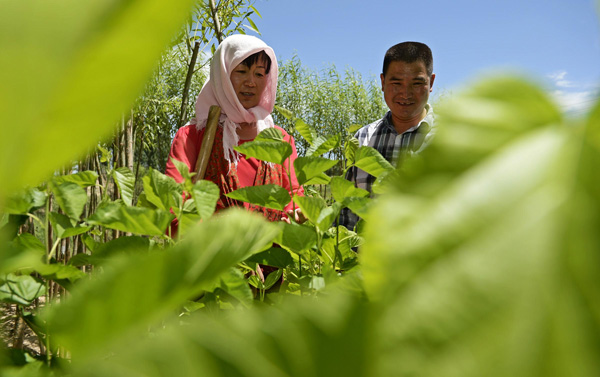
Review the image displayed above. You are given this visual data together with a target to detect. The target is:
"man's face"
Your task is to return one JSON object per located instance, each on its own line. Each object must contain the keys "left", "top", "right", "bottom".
{"left": 380, "top": 60, "right": 435, "bottom": 126}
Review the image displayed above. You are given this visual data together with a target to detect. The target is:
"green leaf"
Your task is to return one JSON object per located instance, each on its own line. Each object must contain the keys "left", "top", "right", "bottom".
{"left": 292, "top": 195, "right": 327, "bottom": 225}
{"left": 321, "top": 228, "right": 359, "bottom": 265}
{"left": 345, "top": 137, "right": 360, "bottom": 165}
{"left": 316, "top": 202, "right": 343, "bottom": 233}
{"left": 293, "top": 156, "right": 338, "bottom": 186}
{"left": 112, "top": 167, "right": 136, "bottom": 206}
{"left": 97, "top": 145, "right": 111, "bottom": 164}
{"left": 51, "top": 181, "right": 88, "bottom": 220}
{"left": 48, "top": 212, "right": 75, "bottom": 238}
{"left": 177, "top": 212, "right": 200, "bottom": 238}
{"left": 359, "top": 77, "right": 597, "bottom": 377}
{"left": 34, "top": 264, "right": 87, "bottom": 287}
{"left": 70, "top": 236, "right": 150, "bottom": 267}
{"left": 13, "top": 233, "right": 45, "bottom": 253}
{"left": 226, "top": 184, "right": 291, "bottom": 211}
{"left": 234, "top": 140, "right": 293, "bottom": 166}
{"left": 348, "top": 124, "right": 363, "bottom": 134}
{"left": 304, "top": 172, "right": 332, "bottom": 185}
{"left": 87, "top": 201, "right": 173, "bottom": 237}
{"left": 45, "top": 210, "right": 279, "bottom": 361}
{"left": 274, "top": 105, "right": 294, "bottom": 120}
{"left": 275, "top": 222, "right": 317, "bottom": 254}
{"left": 353, "top": 146, "right": 394, "bottom": 178}
{"left": 294, "top": 118, "right": 317, "bottom": 146}
{"left": 191, "top": 180, "right": 220, "bottom": 220}
{"left": 0, "top": 274, "right": 46, "bottom": 306}
{"left": 171, "top": 158, "right": 194, "bottom": 184}
{"left": 330, "top": 176, "right": 370, "bottom": 203}
{"left": 52, "top": 171, "right": 98, "bottom": 188}
{"left": 309, "top": 134, "right": 341, "bottom": 157}
{"left": 249, "top": 5, "right": 262, "bottom": 18}
{"left": 142, "top": 167, "right": 181, "bottom": 211}
{"left": 81, "top": 233, "right": 99, "bottom": 253}
{"left": 3, "top": 188, "right": 46, "bottom": 215}
{"left": 345, "top": 197, "right": 372, "bottom": 219}
{"left": 255, "top": 127, "right": 284, "bottom": 142}
{"left": 67, "top": 293, "right": 371, "bottom": 377}
{"left": 263, "top": 268, "right": 283, "bottom": 290}
{"left": 247, "top": 274, "right": 262, "bottom": 290}
{"left": 0, "top": 0, "right": 197, "bottom": 201}
{"left": 213, "top": 268, "right": 253, "bottom": 308}
{"left": 245, "top": 246, "right": 294, "bottom": 268}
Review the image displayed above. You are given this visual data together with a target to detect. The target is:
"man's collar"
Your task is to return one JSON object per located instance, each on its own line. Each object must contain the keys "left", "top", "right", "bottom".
{"left": 383, "top": 104, "right": 434, "bottom": 135}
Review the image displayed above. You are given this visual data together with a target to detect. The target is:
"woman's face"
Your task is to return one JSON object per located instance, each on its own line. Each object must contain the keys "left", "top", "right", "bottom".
{"left": 230, "top": 58, "right": 268, "bottom": 109}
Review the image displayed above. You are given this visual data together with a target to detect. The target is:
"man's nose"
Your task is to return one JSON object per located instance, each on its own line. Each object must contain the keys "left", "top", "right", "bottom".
{"left": 396, "top": 84, "right": 411, "bottom": 97}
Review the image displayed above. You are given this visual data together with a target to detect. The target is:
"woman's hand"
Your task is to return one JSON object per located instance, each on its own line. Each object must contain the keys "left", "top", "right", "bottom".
{"left": 282, "top": 208, "right": 307, "bottom": 224}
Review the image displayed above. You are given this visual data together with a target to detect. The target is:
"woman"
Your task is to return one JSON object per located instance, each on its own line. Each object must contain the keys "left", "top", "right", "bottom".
{"left": 165, "top": 34, "right": 303, "bottom": 222}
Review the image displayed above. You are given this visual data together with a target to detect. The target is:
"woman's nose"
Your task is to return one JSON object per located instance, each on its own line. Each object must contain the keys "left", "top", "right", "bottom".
{"left": 245, "top": 76, "right": 256, "bottom": 87}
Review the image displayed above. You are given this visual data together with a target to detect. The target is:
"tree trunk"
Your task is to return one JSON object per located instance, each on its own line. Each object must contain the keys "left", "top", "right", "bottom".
{"left": 209, "top": 0, "right": 223, "bottom": 43}
{"left": 177, "top": 0, "right": 224, "bottom": 128}
{"left": 178, "top": 41, "right": 201, "bottom": 128}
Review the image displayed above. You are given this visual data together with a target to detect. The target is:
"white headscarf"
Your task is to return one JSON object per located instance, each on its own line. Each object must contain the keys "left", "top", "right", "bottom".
{"left": 191, "top": 34, "right": 278, "bottom": 163}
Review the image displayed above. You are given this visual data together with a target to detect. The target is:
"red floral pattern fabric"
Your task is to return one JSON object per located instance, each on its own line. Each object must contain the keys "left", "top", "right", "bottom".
{"left": 165, "top": 124, "right": 303, "bottom": 222}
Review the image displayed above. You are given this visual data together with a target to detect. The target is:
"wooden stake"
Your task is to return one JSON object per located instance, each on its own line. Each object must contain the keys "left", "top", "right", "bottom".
{"left": 194, "top": 105, "right": 221, "bottom": 182}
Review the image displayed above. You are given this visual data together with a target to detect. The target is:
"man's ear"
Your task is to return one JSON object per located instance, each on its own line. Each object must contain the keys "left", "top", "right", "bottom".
{"left": 429, "top": 73, "right": 436, "bottom": 92}
{"left": 380, "top": 73, "right": 385, "bottom": 91}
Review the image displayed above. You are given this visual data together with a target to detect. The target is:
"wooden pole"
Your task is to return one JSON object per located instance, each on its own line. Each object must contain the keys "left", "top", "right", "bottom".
{"left": 193, "top": 105, "right": 221, "bottom": 182}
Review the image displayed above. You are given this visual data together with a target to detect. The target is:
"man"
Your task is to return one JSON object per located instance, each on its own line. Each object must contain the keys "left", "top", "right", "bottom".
{"left": 339, "top": 41, "right": 436, "bottom": 231}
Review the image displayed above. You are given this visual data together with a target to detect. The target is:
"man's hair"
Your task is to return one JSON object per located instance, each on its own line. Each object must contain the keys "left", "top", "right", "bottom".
{"left": 382, "top": 42, "right": 433, "bottom": 77}
{"left": 240, "top": 50, "right": 272, "bottom": 74}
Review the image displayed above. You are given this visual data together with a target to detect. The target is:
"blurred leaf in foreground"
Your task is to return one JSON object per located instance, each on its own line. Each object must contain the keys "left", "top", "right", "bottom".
{"left": 361, "top": 76, "right": 600, "bottom": 377}
{"left": 45, "top": 209, "right": 279, "bottom": 364}
{"left": 0, "top": 0, "right": 196, "bottom": 202}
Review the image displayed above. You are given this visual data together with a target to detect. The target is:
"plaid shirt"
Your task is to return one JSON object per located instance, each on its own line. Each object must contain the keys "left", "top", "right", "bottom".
{"left": 339, "top": 104, "right": 435, "bottom": 231}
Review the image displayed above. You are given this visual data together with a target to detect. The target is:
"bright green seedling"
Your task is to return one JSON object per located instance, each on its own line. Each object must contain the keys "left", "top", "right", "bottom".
{"left": 293, "top": 156, "right": 338, "bottom": 185}
{"left": 234, "top": 140, "right": 293, "bottom": 166}
{"left": 3, "top": 187, "right": 47, "bottom": 215}
{"left": 190, "top": 180, "right": 220, "bottom": 220}
{"left": 49, "top": 212, "right": 92, "bottom": 239}
{"left": 50, "top": 181, "right": 88, "bottom": 221}
{"left": 344, "top": 137, "right": 360, "bottom": 166}
{"left": 142, "top": 167, "right": 181, "bottom": 212}
{"left": 245, "top": 246, "right": 295, "bottom": 269}
{"left": 254, "top": 127, "right": 285, "bottom": 142}
{"left": 0, "top": 274, "right": 46, "bottom": 306}
{"left": 112, "top": 167, "right": 136, "bottom": 206}
{"left": 87, "top": 201, "right": 174, "bottom": 237}
{"left": 226, "top": 184, "right": 291, "bottom": 211}
{"left": 353, "top": 146, "right": 394, "bottom": 178}
{"left": 52, "top": 171, "right": 99, "bottom": 188}
{"left": 307, "top": 134, "right": 341, "bottom": 157}
{"left": 294, "top": 118, "right": 317, "bottom": 146}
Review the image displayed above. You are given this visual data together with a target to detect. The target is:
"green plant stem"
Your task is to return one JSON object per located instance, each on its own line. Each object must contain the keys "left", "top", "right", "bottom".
{"left": 287, "top": 153, "right": 297, "bottom": 223}
{"left": 47, "top": 238, "right": 61, "bottom": 264}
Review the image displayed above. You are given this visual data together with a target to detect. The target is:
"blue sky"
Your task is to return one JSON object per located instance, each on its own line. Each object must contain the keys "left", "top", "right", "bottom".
{"left": 250, "top": 0, "right": 600, "bottom": 116}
